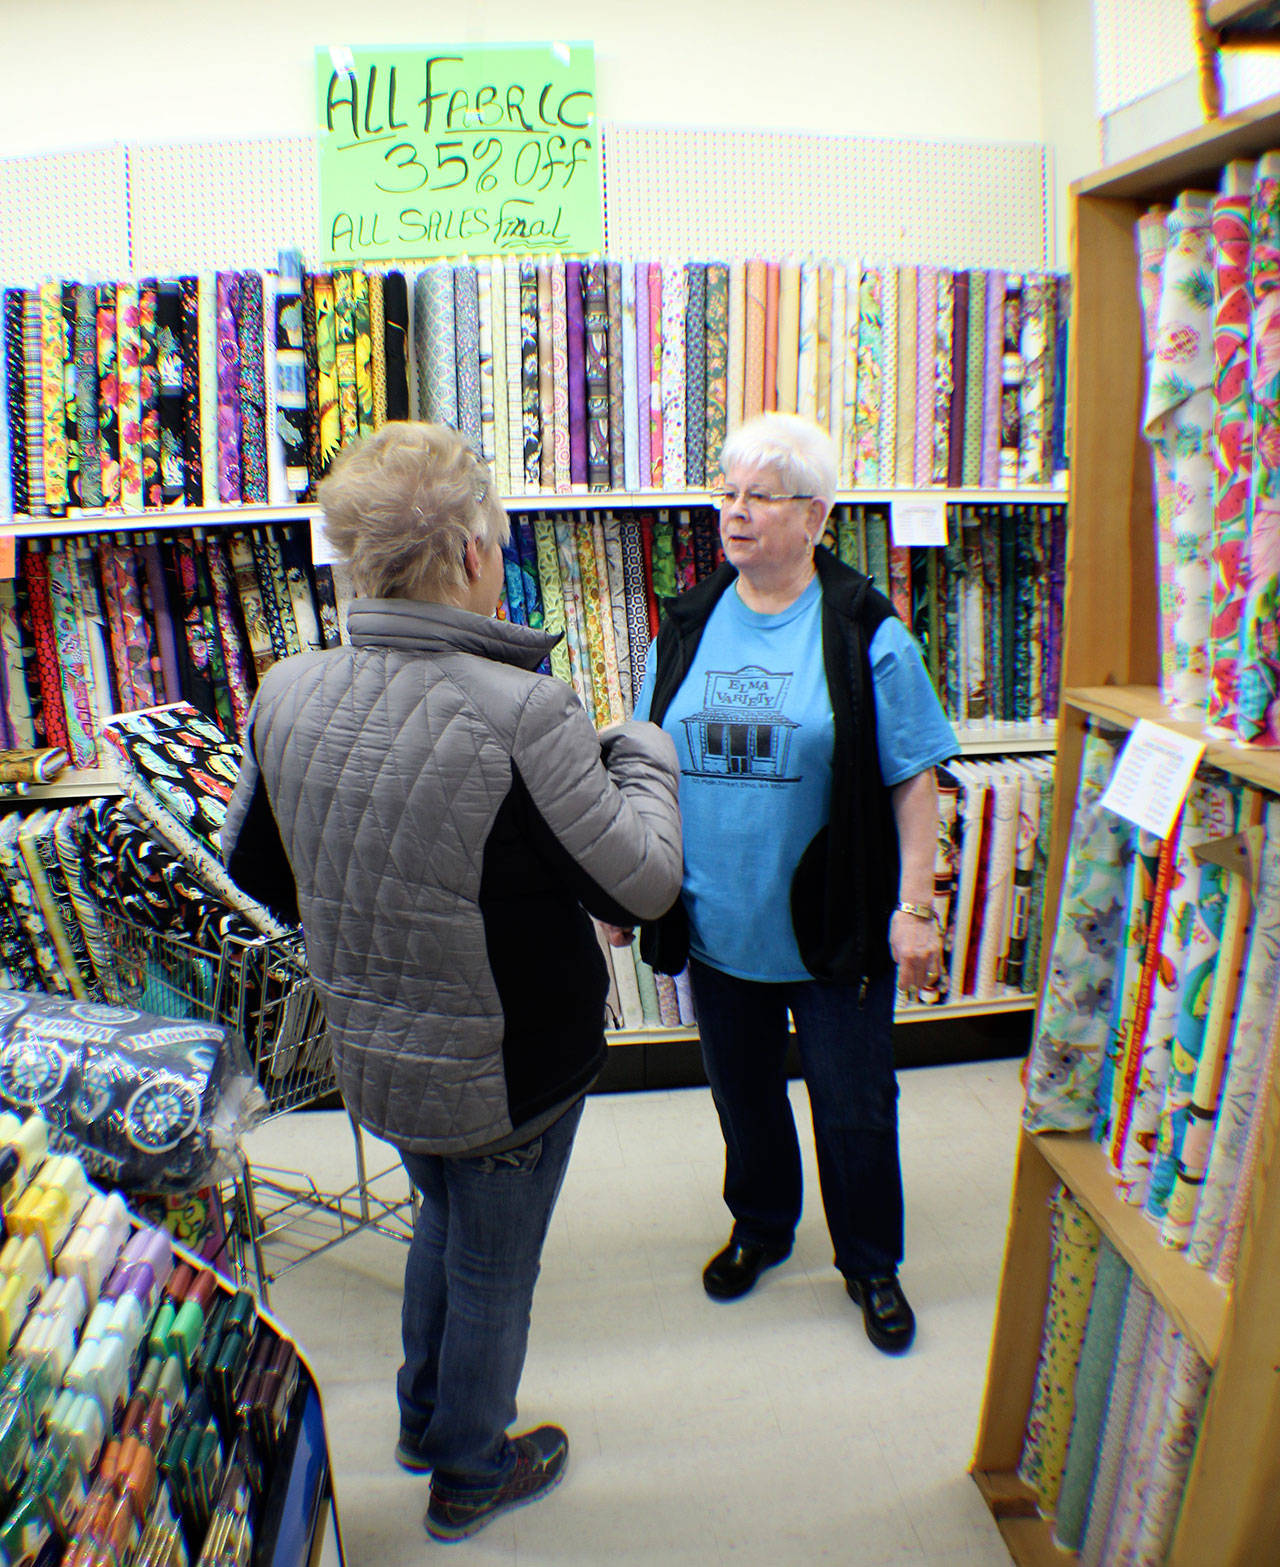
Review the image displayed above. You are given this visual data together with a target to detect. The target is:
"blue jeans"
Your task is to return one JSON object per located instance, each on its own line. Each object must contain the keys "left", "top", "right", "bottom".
{"left": 397, "top": 1097, "right": 584, "bottom": 1487}
{"left": 689, "top": 958, "right": 903, "bottom": 1280}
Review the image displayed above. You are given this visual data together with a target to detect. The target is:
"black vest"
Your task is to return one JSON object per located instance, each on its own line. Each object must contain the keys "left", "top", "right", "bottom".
{"left": 640, "top": 546, "right": 900, "bottom": 986}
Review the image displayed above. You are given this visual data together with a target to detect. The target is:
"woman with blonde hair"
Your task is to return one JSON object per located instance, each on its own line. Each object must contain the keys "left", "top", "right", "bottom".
{"left": 223, "top": 421, "right": 682, "bottom": 1539}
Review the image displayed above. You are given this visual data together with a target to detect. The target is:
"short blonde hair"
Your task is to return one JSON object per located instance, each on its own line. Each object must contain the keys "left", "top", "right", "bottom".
{"left": 720, "top": 413, "right": 838, "bottom": 513}
{"left": 318, "top": 423, "right": 510, "bottom": 602}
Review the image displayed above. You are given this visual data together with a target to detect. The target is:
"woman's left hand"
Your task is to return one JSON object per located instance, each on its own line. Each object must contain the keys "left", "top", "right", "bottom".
{"left": 890, "top": 909, "right": 943, "bottom": 998}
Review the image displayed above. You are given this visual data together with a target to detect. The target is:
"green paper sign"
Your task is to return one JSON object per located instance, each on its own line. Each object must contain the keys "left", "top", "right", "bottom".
{"left": 316, "top": 43, "right": 602, "bottom": 262}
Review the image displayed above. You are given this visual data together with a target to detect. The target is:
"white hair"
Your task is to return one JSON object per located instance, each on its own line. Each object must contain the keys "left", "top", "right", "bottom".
{"left": 318, "top": 422, "right": 509, "bottom": 602}
{"left": 719, "top": 413, "right": 838, "bottom": 512}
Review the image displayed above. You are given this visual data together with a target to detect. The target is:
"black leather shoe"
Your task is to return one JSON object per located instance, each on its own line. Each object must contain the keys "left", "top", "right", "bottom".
{"left": 703, "top": 1238, "right": 791, "bottom": 1300}
{"left": 846, "top": 1274, "right": 916, "bottom": 1354}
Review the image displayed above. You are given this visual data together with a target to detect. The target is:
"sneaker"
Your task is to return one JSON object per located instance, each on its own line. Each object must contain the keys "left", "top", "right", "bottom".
{"left": 424, "top": 1425, "right": 569, "bottom": 1541}
{"left": 395, "top": 1429, "right": 432, "bottom": 1474}
{"left": 845, "top": 1274, "right": 916, "bottom": 1355}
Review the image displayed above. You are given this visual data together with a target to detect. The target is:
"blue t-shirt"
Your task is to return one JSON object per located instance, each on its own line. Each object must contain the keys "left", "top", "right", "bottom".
{"left": 634, "top": 575, "right": 957, "bottom": 982}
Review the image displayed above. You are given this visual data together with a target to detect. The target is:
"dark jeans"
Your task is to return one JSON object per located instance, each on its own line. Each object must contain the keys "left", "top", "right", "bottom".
{"left": 397, "top": 1097, "right": 584, "bottom": 1487}
{"left": 689, "top": 958, "right": 903, "bottom": 1280}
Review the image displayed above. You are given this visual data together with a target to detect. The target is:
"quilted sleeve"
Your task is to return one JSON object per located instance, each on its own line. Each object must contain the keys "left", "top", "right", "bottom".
{"left": 220, "top": 710, "right": 301, "bottom": 926}
{"left": 511, "top": 677, "right": 683, "bottom": 924}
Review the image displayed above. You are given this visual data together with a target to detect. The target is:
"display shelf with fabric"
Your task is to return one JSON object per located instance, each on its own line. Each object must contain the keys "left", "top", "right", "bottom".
{"left": 0, "top": 486, "right": 1065, "bottom": 535}
{"left": 1, "top": 258, "right": 1070, "bottom": 518}
{"left": 972, "top": 90, "right": 1280, "bottom": 1567}
{"left": 0, "top": 502, "right": 1066, "bottom": 769}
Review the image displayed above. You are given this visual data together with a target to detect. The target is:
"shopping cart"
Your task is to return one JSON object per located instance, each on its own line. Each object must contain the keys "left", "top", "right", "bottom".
{"left": 92, "top": 904, "right": 415, "bottom": 1303}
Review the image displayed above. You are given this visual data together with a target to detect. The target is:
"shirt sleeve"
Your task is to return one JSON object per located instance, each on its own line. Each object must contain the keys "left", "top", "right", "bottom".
{"left": 869, "top": 617, "right": 958, "bottom": 787}
{"left": 631, "top": 637, "right": 657, "bottom": 722}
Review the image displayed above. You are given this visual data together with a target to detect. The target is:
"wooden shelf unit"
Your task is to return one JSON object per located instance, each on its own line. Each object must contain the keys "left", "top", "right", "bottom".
{"left": 1206, "top": 0, "right": 1280, "bottom": 41}
{"left": 0, "top": 486, "right": 1067, "bottom": 540}
{"left": 971, "top": 90, "right": 1280, "bottom": 1567}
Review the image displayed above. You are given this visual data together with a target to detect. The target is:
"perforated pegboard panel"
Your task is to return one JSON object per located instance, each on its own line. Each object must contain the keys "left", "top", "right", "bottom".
{"left": 129, "top": 136, "right": 320, "bottom": 276}
{"left": 1094, "top": 0, "right": 1195, "bottom": 117}
{"left": 3, "top": 123, "right": 1050, "bottom": 284}
{"left": 602, "top": 124, "right": 1050, "bottom": 271}
{"left": 0, "top": 146, "right": 130, "bottom": 284}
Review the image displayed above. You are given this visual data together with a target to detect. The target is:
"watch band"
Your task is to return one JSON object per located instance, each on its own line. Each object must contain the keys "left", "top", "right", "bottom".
{"left": 895, "top": 901, "right": 938, "bottom": 924}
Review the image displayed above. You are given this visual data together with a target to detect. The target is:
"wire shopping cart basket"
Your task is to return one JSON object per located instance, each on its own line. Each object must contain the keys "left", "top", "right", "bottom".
{"left": 92, "top": 904, "right": 415, "bottom": 1302}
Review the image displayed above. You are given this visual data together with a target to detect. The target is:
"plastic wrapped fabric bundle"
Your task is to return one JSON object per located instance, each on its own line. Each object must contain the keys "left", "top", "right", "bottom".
{"left": 0, "top": 989, "right": 266, "bottom": 1194}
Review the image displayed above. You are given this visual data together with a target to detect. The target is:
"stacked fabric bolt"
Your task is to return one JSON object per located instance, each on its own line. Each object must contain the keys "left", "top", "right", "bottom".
{"left": 0, "top": 523, "right": 339, "bottom": 763}
{"left": 1024, "top": 722, "right": 1280, "bottom": 1287}
{"left": 1137, "top": 156, "right": 1280, "bottom": 745}
{"left": 2, "top": 256, "right": 1071, "bottom": 515}
{"left": 0, "top": 797, "right": 263, "bottom": 998}
{"left": 0, "top": 502, "right": 1066, "bottom": 760}
{"left": 1015, "top": 1215, "right": 1212, "bottom": 1565}
{"left": 933, "top": 755, "right": 1055, "bottom": 1007}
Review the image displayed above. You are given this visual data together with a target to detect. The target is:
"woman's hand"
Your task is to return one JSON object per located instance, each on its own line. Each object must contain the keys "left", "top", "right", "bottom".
{"left": 890, "top": 908, "right": 943, "bottom": 998}
{"left": 601, "top": 923, "right": 636, "bottom": 947}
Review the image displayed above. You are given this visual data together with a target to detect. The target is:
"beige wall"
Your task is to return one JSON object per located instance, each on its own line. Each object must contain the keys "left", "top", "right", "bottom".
{"left": 1, "top": 0, "right": 1099, "bottom": 267}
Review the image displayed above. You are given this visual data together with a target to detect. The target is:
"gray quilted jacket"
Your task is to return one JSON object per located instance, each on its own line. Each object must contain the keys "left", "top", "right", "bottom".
{"left": 221, "top": 598, "right": 682, "bottom": 1156}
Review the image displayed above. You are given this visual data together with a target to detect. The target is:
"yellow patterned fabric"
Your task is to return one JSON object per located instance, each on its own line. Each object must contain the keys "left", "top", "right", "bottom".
{"left": 333, "top": 270, "right": 359, "bottom": 445}
{"left": 552, "top": 518, "right": 594, "bottom": 720}
{"left": 39, "top": 283, "right": 68, "bottom": 506}
{"left": 1018, "top": 1184, "right": 1102, "bottom": 1513}
{"left": 590, "top": 518, "right": 626, "bottom": 723}
{"left": 353, "top": 269, "right": 375, "bottom": 436}
{"left": 369, "top": 272, "right": 387, "bottom": 429}
{"left": 574, "top": 517, "right": 612, "bottom": 721}
{"left": 313, "top": 277, "right": 340, "bottom": 469}
{"left": 533, "top": 518, "right": 572, "bottom": 686}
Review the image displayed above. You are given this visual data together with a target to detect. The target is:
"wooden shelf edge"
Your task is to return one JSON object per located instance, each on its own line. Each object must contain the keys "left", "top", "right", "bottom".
{"left": 954, "top": 725, "right": 1057, "bottom": 755}
{"left": 972, "top": 1472, "right": 1074, "bottom": 1566}
{"left": 1075, "top": 88, "right": 1280, "bottom": 202}
{"left": 0, "top": 768, "right": 121, "bottom": 803}
{"left": 994, "top": 1515, "right": 1077, "bottom": 1567}
{"left": 1065, "top": 684, "right": 1280, "bottom": 793}
{"left": 605, "top": 996, "right": 1035, "bottom": 1042}
{"left": 971, "top": 1467, "right": 1040, "bottom": 1518}
{"left": 1206, "top": 0, "right": 1280, "bottom": 33}
{"left": 606, "top": 1026, "right": 698, "bottom": 1045}
{"left": 0, "top": 486, "right": 1070, "bottom": 537}
{"left": 897, "top": 993, "right": 1037, "bottom": 1021}
{"left": 1029, "top": 1130, "right": 1228, "bottom": 1365}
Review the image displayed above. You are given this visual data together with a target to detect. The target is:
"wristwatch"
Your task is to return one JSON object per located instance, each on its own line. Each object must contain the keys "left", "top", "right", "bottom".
{"left": 895, "top": 900, "right": 938, "bottom": 925}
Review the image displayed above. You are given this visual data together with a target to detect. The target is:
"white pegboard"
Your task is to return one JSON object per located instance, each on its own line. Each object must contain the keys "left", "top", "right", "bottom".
{"left": 601, "top": 124, "right": 1050, "bottom": 271}
{"left": 129, "top": 136, "right": 320, "bottom": 275}
{"left": 1093, "top": 0, "right": 1195, "bottom": 117}
{"left": 0, "top": 145, "right": 130, "bottom": 284}
{"left": 3, "top": 123, "right": 1050, "bottom": 285}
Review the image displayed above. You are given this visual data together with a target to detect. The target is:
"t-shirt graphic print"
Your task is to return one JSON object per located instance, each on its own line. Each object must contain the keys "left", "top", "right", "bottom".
{"left": 679, "top": 666, "right": 802, "bottom": 784}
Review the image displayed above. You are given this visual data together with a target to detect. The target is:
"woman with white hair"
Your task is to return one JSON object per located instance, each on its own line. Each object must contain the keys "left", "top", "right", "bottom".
{"left": 222, "top": 421, "right": 682, "bottom": 1539}
{"left": 628, "top": 411, "right": 955, "bottom": 1355}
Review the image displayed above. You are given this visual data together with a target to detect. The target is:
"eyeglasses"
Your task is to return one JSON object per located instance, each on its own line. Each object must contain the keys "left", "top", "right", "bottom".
{"left": 709, "top": 487, "right": 815, "bottom": 511}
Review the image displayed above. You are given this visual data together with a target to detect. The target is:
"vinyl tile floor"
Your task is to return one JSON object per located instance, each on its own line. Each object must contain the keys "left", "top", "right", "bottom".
{"left": 239, "top": 1056, "right": 1024, "bottom": 1566}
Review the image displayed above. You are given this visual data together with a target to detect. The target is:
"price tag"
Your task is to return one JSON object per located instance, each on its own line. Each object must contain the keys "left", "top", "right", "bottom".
{"left": 889, "top": 495, "right": 947, "bottom": 548}
{"left": 309, "top": 515, "right": 339, "bottom": 567}
{"left": 1099, "top": 718, "right": 1204, "bottom": 840}
{"left": 0, "top": 534, "right": 15, "bottom": 580}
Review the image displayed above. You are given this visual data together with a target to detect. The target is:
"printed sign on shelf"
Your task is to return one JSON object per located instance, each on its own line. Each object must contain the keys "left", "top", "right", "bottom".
{"left": 889, "top": 495, "right": 947, "bottom": 548}
{"left": 309, "top": 515, "right": 338, "bottom": 567}
{"left": 1099, "top": 717, "right": 1205, "bottom": 841}
{"left": 316, "top": 43, "right": 602, "bottom": 262}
